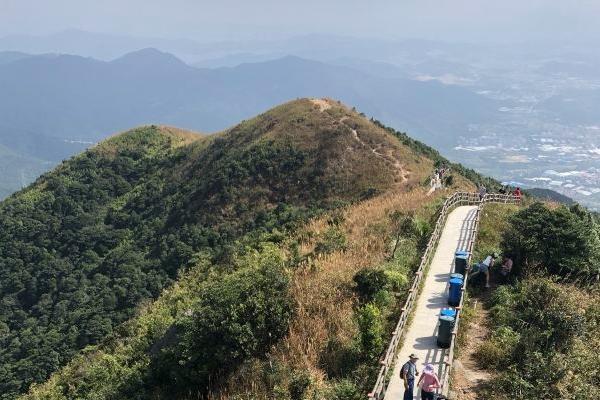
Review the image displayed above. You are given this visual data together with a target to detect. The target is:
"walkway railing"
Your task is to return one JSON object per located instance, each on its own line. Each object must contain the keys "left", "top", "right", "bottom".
{"left": 368, "top": 192, "right": 519, "bottom": 400}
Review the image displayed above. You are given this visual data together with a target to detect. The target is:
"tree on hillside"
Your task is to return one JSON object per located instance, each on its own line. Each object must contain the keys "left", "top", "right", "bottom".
{"left": 149, "top": 248, "right": 293, "bottom": 395}
{"left": 501, "top": 202, "right": 600, "bottom": 281}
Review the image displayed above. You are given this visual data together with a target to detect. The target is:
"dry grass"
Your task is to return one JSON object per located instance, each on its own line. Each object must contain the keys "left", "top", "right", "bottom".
{"left": 221, "top": 181, "right": 474, "bottom": 397}
{"left": 156, "top": 125, "right": 204, "bottom": 146}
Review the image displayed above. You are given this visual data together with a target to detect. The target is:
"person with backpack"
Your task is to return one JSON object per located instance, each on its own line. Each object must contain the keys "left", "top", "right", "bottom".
{"left": 401, "top": 353, "right": 419, "bottom": 400}
{"left": 417, "top": 363, "right": 441, "bottom": 400}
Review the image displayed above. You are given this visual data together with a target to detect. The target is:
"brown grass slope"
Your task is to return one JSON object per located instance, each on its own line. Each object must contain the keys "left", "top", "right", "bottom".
{"left": 211, "top": 101, "right": 477, "bottom": 399}
{"left": 184, "top": 97, "right": 423, "bottom": 197}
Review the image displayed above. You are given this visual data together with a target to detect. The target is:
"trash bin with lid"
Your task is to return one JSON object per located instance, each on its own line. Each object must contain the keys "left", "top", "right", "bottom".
{"left": 450, "top": 273, "right": 464, "bottom": 281}
{"left": 448, "top": 277, "right": 463, "bottom": 306}
{"left": 454, "top": 252, "right": 469, "bottom": 275}
{"left": 440, "top": 308, "right": 457, "bottom": 318}
{"left": 437, "top": 314, "right": 456, "bottom": 348}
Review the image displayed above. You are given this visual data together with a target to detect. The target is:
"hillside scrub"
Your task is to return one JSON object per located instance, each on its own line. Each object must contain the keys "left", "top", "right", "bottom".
{"left": 3, "top": 100, "right": 422, "bottom": 399}
{"left": 23, "top": 245, "right": 292, "bottom": 400}
{"left": 149, "top": 247, "right": 294, "bottom": 397}
{"left": 501, "top": 202, "right": 600, "bottom": 282}
{"left": 370, "top": 118, "right": 503, "bottom": 191}
{"left": 458, "top": 202, "right": 600, "bottom": 399}
{"left": 7, "top": 99, "right": 482, "bottom": 399}
{"left": 478, "top": 279, "right": 599, "bottom": 399}
{"left": 216, "top": 187, "right": 474, "bottom": 399}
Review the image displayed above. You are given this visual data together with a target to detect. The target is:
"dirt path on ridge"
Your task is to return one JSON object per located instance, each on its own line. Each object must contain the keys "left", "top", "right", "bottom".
{"left": 342, "top": 117, "right": 409, "bottom": 185}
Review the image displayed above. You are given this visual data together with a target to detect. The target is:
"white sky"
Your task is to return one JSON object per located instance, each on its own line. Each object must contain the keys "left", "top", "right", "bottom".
{"left": 1, "top": 0, "right": 599, "bottom": 43}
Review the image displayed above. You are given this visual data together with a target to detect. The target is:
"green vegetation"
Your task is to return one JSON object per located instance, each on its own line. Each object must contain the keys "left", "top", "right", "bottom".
{"left": 334, "top": 211, "right": 434, "bottom": 394}
{"left": 0, "top": 99, "right": 420, "bottom": 399}
{"left": 480, "top": 279, "right": 599, "bottom": 399}
{"left": 470, "top": 202, "right": 600, "bottom": 399}
{"left": 502, "top": 202, "right": 600, "bottom": 281}
{"left": 149, "top": 246, "right": 293, "bottom": 397}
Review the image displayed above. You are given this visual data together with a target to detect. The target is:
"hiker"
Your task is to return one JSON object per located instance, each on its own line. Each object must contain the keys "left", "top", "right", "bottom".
{"left": 480, "top": 252, "right": 497, "bottom": 288}
{"left": 417, "top": 363, "right": 441, "bottom": 400}
{"left": 499, "top": 255, "right": 513, "bottom": 283}
{"left": 478, "top": 184, "right": 487, "bottom": 201}
{"left": 436, "top": 173, "right": 442, "bottom": 189}
{"left": 401, "top": 353, "right": 419, "bottom": 400}
{"left": 514, "top": 187, "right": 522, "bottom": 200}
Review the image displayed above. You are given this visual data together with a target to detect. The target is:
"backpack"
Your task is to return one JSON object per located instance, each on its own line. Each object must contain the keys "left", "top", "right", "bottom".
{"left": 400, "top": 361, "right": 412, "bottom": 378}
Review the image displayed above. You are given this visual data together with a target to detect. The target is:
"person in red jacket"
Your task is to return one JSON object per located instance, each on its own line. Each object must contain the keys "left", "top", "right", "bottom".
{"left": 514, "top": 187, "right": 522, "bottom": 200}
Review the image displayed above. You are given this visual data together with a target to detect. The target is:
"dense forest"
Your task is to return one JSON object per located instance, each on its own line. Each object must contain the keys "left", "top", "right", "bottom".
{"left": 0, "top": 99, "right": 429, "bottom": 398}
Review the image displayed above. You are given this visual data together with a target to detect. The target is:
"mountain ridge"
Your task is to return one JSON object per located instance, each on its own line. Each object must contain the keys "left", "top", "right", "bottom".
{"left": 0, "top": 48, "right": 498, "bottom": 199}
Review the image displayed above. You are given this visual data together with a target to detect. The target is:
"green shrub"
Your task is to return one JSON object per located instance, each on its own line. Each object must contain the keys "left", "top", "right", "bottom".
{"left": 444, "top": 174, "right": 454, "bottom": 187}
{"left": 319, "top": 338, "right": 361, "bottom": 379}
{"left": 384, "top": 270, "right": 408, "bottom": 292}
{"left": 475, "top": 327, "right": 520, "bottom": 369}
{"left": 150, "top": 252, "right": 293, "bottom": 394}
{"left": 331, "top": 379, "right": 362, "bottom": 400}
{"left": 356, "top": 304, "right": 384, "bottom": 359}
{"left": 314, "top": 227, "right": 348, "bottom": 255}
{"left": 353, "top": 269, "right": 388, "bottom": 302}
{"left": 288, "top": 371, "right": 311, "bottom": 400}
{"left": 501, "top": 202, "right": 600, "bottom": 281}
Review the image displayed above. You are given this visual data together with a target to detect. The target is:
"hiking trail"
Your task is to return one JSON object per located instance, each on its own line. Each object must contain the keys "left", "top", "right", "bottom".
{"left": 383, "top": 205, "right": 478, "bottom": 399}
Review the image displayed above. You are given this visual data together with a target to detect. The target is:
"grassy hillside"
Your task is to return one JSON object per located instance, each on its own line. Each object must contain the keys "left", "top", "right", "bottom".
{"left": 0, "top": 98, "right": 480, "bottom": 399}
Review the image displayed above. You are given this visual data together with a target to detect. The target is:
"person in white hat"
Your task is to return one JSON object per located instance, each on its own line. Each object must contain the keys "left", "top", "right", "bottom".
{"left": 418, "top": 363, "right": 441, "bottom": 400}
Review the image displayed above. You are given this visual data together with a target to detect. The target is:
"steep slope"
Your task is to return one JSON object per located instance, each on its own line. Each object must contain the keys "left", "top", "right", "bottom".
{"left": 0, "top": 99, "right": 452, "bottom": 399}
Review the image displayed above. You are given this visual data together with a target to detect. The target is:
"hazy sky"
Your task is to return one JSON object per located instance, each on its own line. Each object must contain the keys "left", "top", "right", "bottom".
{"left": 2, "top": 0, "right": 600, "bottom": 43}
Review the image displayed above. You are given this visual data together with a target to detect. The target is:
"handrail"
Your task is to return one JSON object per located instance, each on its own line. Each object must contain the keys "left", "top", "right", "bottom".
{"left": 438, "top": 192, "right": 519, "bottom": 396}
{"left": 368, "top": 192, "right": 519, "bottom": 400}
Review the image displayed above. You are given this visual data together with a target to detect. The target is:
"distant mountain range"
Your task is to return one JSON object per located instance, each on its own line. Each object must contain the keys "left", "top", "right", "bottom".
{"left": 0, "top": 48, "right": 498, "bottom": 198}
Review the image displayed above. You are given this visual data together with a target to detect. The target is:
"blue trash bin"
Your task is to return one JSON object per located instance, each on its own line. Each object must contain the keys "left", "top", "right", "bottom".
{"left": 448, "top": 277, "right": 464, "bottom": 306}
{"left": 450, "top": 273, "right": 464, "bottom": 281}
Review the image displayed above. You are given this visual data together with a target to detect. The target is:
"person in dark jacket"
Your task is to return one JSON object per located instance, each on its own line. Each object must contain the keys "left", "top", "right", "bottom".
{"left": 401, "top": 353, "right": 419, "bottom": 400}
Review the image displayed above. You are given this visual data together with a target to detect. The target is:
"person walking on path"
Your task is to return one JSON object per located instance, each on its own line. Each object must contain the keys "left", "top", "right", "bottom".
{"left": 478, "top": 184, "right": 487, "bottom": 201}
{"left": 417, "top": 363, "right": 441, "bottom": 400}
{"left": 401, "top": 354, "right": 419, "bottom": 400}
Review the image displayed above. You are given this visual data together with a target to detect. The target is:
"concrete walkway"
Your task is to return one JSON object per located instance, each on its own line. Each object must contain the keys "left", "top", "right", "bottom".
{"left": 384, "top": 205, "right": 478, "bottom": 400}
